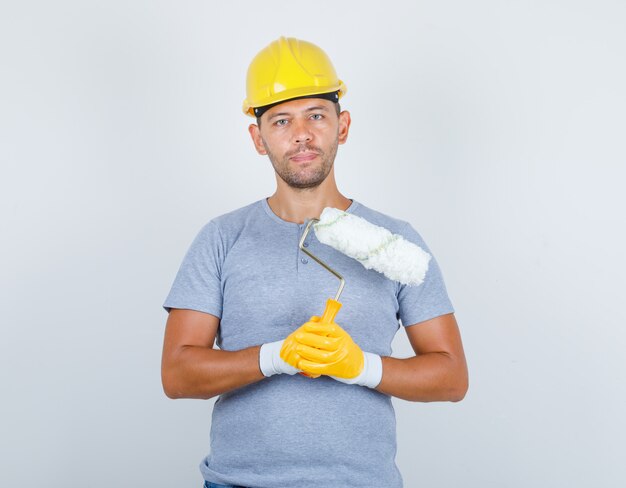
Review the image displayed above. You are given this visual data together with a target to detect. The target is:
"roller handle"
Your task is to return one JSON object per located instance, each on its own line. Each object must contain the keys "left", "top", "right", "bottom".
{"left": 319, "top": 298, "right": 342, "bottom": 325}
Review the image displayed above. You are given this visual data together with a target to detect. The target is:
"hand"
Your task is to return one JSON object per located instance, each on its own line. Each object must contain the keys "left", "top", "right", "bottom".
{"left": 280, "top": 316, "right": 322, "bottom": 378}
{"left": 294, "top": 321, "right": 383, "bottom": 388}
{"left": 292, "top": 321, "right": 363, "bottom": 378}
{"left": 330, "top": 350, "right": 383, "bottom": 388}
{"left": 259, "top": 340, "right": 301, "bottom": 377}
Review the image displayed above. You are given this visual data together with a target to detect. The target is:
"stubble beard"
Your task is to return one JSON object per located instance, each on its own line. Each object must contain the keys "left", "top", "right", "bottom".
{"left": 263, "top": 139, "right": 339, "bottom": 190}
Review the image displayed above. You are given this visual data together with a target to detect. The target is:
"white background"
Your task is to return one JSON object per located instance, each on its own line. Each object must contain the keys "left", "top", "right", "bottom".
{"left": 2, "top": 1, "right": 625, "bottom": 487}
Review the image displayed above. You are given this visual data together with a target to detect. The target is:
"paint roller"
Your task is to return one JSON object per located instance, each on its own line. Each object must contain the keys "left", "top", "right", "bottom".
{"left": 300, "top": 207, "right": 432, "bottom": 326}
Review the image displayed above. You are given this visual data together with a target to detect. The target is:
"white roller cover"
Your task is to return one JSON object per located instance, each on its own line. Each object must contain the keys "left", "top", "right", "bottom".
{"left": 314, "top": 208, "right": 431, "bottom": 286}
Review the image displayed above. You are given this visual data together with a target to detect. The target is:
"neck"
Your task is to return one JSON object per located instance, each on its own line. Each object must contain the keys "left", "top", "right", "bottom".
{"left": 267, "top": 173, "right": 351, "bottom": 224}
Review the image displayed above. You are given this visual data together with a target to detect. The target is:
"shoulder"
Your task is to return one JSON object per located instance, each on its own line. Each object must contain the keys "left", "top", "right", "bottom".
{"left": 210, "top": 200, "right": 263, "bottom": 228}
{"left": 350, "top": 201, "right": 430, "bottom": 250}
{"left": 351, "top": 201, "right": 413, "bottom": 234}
{"left": 192, "top": 200, "right": 264, "bottom": 249}
{"left": 199, "top": 200, "right": 264, "bottom": 234}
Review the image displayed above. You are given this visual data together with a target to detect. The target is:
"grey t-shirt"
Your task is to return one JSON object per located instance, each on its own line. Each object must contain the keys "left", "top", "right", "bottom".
{"left": 164, "top": 198, "right": 454, "bottom": 488}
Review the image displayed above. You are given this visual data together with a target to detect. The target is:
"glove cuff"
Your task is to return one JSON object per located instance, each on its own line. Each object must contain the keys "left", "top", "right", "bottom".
{"left": 332, "top": 352, "right": 383, "bottom": 388}
{"left": 260, "top": 340, "right": 300, "bottom": 377}
{"left": 259, "top": 340, "right": 282, "bottom": 377}
{"left": 360, "top": 352, "right": 383, "bottom": 388}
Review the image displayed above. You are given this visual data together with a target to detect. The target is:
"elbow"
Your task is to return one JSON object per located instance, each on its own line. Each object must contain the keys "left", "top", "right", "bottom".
{"left": 161, "top": 366, "right": 218, "bottom": 400}
{"left": 162, "top": 370, "right": 183, "bottom": 399}
{"left": 161, "top": 362, "right": 191, "bottom": 399}
{"left": 449, "top": 372, "right": 469, "bottom": 402}
{"left": 163, "top": 389, "right": 180, "bottom": 400}
{"left": 163, "top": 385, "right": 182, "bottom": 400}
{"left": 449, "top": 386, "right": 467, "bottom": 402}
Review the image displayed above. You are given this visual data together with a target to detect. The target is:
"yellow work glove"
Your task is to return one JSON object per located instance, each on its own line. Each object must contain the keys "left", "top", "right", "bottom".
{"left": 280, "top": 316, "right": 323, "bottom": 378}
{"left": 292, "top": 321, "right": 365, "bottom": 379}
{"left": 281, "top": 298, "right": 343, "bottom": 370}
{"left": 282, "top": 318, "right": 383, "bottom": 388}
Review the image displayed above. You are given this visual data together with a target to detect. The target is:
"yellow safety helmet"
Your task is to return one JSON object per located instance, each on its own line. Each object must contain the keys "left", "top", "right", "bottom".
{"left": 242, "top": 36, "right": 347, "bottom": 117}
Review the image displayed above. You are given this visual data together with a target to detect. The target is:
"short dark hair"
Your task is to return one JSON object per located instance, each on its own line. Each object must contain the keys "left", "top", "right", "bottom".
{"left": 256, "top": 102, "right": 341, "bottom": 128}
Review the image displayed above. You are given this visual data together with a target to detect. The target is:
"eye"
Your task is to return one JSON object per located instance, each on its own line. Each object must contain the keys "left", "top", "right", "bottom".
{"left": 274, "top": 119, "right": 289, "bottom": 127}
{"left": 310, "top": 113, "right": 324, "bottom": 121}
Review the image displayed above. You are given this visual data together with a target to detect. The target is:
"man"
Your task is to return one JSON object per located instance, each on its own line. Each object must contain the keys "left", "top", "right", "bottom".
{"left": 162, "top": 36, "right": 468, "bottom": 488}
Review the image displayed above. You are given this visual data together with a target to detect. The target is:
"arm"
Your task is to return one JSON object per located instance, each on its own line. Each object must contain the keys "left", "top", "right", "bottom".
{"left": 161, "top": 308, "right": 264, "bottom": 400}
{"left": 376, "top": 313, "right": 468, "bottom": 402}
{"left": 286, "top": 312, "right": 468, "bottom": 402}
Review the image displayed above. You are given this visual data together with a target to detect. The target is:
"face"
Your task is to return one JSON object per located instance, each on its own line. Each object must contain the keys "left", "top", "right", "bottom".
{"left": 249, "top": 98, "right": 351, "bottom": 190}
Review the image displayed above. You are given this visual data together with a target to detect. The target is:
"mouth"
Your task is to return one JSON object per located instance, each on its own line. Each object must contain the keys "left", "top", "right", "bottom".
{"left": 289, "top": 151, "right": 319, "bottom": 162}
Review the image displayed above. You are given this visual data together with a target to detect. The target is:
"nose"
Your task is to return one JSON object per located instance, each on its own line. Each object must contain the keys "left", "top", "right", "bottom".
{"left": 291, "top": 118, "right": 313, "bottom": 144}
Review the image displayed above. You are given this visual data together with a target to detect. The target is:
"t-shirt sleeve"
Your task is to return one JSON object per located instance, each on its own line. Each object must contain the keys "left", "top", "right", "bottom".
{"left": 163, "top": 221, "right": 224, "bottom": 317}
{"left": 396, "top": 222, "right": 454, "bottom": 327}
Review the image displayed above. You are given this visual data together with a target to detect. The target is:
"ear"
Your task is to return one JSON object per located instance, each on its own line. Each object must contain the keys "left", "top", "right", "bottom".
{"left": 248, "top": 124, "right": 267, "bottom": 155}
{"left": 337, "top": 110, "right": 351, "bottom": 145}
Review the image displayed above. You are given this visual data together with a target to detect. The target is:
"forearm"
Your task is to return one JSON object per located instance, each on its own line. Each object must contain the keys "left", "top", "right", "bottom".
{"left": 376, "top": 352, "right": 468, "bottom": 402}
{"left": 162, "top": 345, "right": 264, "bottom": 400}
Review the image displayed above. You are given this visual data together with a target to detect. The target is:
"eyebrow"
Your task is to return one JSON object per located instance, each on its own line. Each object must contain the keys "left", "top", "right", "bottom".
{"left": 268, "top": 105, "right": 329, "bottom": 121}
